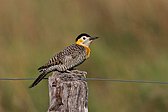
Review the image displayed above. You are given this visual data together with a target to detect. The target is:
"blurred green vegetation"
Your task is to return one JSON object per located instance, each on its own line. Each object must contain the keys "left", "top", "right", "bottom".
{"left": 0, "top": 0, "right": 168, "bottom": 112}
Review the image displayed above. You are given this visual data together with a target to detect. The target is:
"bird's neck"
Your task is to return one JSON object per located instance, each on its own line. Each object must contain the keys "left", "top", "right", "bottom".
{"left": 76, "top": 43, "right": 91, "bottom": 58}
{"left": 84, "top": 46, "right": 91, "bottom": 58}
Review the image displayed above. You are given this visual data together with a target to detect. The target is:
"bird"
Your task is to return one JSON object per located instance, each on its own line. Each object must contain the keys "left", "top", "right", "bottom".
{"left": 29, "top": 33, "right": 99, "bottom": 88}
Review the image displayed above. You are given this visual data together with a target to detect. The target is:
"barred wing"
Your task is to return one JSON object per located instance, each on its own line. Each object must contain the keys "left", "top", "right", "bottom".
{"left": 38, "top": 44, "right": 86, "bottom": 71}
{"left": 63, "top": 50, "right": 86, "bottom": 70}
{"left": 45, "top": 49, "right": 86, "bottom": 72}
{"left": 37, "top": 56, "right": 62, "bottom": 71}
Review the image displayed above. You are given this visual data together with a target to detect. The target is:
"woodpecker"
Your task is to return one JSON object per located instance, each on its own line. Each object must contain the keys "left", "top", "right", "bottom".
{"left": 29, "top": 33, "right": 99, "bottom": 88}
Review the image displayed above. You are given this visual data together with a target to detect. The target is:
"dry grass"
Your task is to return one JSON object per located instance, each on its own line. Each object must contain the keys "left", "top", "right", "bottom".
{"left": 0, "top": 0, "right": 168, "bottom": 111}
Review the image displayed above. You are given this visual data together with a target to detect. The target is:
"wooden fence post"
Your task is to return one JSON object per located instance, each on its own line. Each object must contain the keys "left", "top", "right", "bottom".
{"left": 48, "top": 70, "right": 88, "bottom": 112}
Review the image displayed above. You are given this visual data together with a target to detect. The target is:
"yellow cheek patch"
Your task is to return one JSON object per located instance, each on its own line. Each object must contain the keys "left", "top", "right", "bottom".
{"left": 76, "top": 39, "right": 83, "bottom": 45}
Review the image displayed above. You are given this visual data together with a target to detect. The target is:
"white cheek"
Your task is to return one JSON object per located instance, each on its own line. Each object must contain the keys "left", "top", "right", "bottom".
{"left": 84, "top": 41, "right": 91, "bottom": 46}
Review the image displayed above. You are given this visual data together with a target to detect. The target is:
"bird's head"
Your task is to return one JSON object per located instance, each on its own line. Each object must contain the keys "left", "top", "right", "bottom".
{"left": 75, "top": 33, "right": 99, "bottom": 47}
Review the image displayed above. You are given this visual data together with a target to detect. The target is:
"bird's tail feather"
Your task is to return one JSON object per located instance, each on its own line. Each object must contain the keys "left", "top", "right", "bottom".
{"left": 29, "top": 71, "right": 47, "bottom": 88}
{"left": 38, "top": 65, "right": 46, "bottom": 71}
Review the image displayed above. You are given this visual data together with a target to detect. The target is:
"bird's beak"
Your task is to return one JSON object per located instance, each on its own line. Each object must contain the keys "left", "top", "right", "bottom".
{"left": 89, "top": 37, "right": 99, "bottom": 40}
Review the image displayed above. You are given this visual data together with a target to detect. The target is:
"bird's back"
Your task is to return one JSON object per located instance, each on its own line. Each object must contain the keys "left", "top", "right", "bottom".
{"left": 38, "top": 44, "right": 87, "bottom": 72}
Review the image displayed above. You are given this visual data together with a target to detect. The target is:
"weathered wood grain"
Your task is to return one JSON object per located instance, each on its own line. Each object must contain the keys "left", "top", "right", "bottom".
{"left": 48, "top": 70, "right": 88, "bottom": 112}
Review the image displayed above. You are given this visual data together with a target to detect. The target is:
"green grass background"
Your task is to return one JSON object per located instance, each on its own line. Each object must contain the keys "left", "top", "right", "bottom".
{"left": 0, "top": 0, "right": 168, "bottom": 111}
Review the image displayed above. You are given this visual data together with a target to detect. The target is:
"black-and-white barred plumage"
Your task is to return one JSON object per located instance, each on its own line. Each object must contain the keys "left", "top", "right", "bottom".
{"left": 29, "top": 33, "right": 99, "bottom": 88}
{"left": 29, "top": 44, "right": 87, "bottom": 88}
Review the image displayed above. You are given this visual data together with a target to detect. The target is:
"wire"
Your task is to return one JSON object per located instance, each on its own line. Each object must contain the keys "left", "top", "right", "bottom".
{"left": 83, "top": 78, "right": 168, "bottom": 85}
{"left": 0, "top": 78, "right": 48, "bottom": 80}
{"left": 0, "top": 77, "right": 168, "bottom": 85}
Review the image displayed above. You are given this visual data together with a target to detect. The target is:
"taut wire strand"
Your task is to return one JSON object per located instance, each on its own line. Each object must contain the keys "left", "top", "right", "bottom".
{"left": 0, "top": 77, "right": 168, "bottom": 85}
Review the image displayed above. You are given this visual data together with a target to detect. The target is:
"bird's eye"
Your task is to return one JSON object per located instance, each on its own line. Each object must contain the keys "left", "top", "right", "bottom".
{"left": 83, "top": 37, "right": 86, "bottom": 40}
